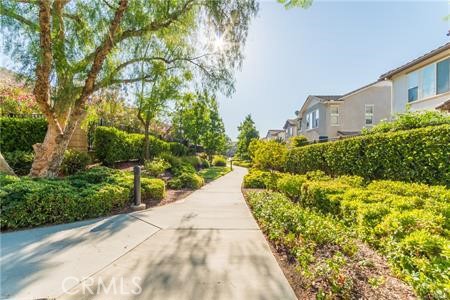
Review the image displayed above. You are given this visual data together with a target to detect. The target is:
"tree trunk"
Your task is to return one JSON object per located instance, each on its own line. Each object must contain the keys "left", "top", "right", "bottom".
{"left": 0, "top": 152, "right": 16, "bottom": 176}
{"left": 30, "top": 121, "right": 76, "bottom": 177}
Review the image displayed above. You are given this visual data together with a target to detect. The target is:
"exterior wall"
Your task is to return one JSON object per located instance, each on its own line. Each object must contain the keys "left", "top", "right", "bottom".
{"left": 284, "top": 124, "right": 298, "bottom": 140}
{"left": 339, "top": 81, "right": 392, "bottom": 132}
{"left": 390, "top": 52, "right": 450, "bottom": 114}
{"left": 298, "top": 100, "right": 328, "bottom": 141}
{"left": 68, "top": 125, "right": 88, "bottom": 152}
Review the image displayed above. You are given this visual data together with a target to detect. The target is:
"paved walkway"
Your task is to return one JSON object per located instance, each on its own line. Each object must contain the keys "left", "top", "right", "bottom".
{"left": 1, "top": 167, "right": 296, "bottom": 300}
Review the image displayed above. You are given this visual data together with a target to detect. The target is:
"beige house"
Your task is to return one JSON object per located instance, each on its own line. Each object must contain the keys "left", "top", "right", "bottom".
{"left": 296, "top": 81, "right": 392, "bottom": 141}
{"left": 338, "top": 80, "right": 392, "bottom": 133}
{"left": 380, "top": 43, "right": 450, "bottom": 113}
{"left": 264, "top": 129, "right": 285, "bottom": 141}
{"left": 283, "top": 119, "right": 298, "bottom": 140}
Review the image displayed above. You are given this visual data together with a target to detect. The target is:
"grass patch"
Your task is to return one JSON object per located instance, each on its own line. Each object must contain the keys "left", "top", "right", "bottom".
{"left": 199, "top": 166, "right": 231, "bottom": 182}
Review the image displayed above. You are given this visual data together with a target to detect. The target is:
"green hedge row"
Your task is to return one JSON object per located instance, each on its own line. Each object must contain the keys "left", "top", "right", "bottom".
{"left": 93, "top": 126, "right": 188, "bottom": 165}
{"left": 0, "top": 167, "right": 165, "bottom": 230}
{"left": 0, "top": 117, "right": 47, "bottom": 152}
{"left": 285, "top": 125, "right": 450, "bottom": 186}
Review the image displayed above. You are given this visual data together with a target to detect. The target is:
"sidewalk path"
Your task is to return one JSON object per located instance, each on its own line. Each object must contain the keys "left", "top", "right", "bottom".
{"left": 1, "top": 167, "right": 297, "bottom": 300}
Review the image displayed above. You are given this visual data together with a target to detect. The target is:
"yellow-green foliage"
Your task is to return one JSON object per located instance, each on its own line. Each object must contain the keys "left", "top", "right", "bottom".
{"left": 271, "top": 173, "right": 450, "bottom": 299}
{"left": 243, "top": 168, "right": 282, "bottom": 189}
{"left": 248, "top": 139, "right": 287, "bottom": 171}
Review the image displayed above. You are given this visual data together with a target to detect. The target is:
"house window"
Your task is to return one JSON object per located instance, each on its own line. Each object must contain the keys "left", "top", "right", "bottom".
{"left": 408, "top": 72, "right": 419, "bottom": 102}
{"left": 365, "top": 105, "right": 374, "bottom": 126}
{"left": 437, "top": 58, "right": 450, "bottom": 94}
{"left": 421, "top": 64, "right": 436, "bottom": 98}
{"left": 330, "top": 105, "right": 339, "bottom": 126}
{"left": 313, "top": 109, "right": 319, "bottom": 128}
{"left": 306, "top": 114, "right": 311, "bottom": 130}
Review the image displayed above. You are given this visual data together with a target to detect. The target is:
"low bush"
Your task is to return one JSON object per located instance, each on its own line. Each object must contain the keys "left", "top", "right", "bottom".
{"left": 0, "top": 117, "right": 47, "bottom": 152}
{"left": 3, "top": 150, "right": 34, "bottom": 175}
{"left": 182, "top": 156, "right": 203, "bottom": 169}
{"left": 246, "top": 191, "right": 357, "bottom": 298}
{"left": 61, "top": 150, "right": 91, "bottom": 175}
{"left": 169, "top": 142, "right": 189, "bottom": 156}
{"left": 212, "top": 155, "right": 227, "bottom": 167}
{"left": 167, "top": 172, "right": 204, "bottom": 190}
{"left": 144, "top": 157, "right": 170, "bottom": 177}
{"left": 272, "top": 172, "right": 449, "bottom": 298}
{"left": 288, "top": 135, "right": 309, "bottom": 147}
{"left": 0, "top": 167, "right": 165, "bottom": 230}
{"left": 362, "top": 111, "right": 450, "bottom": 135}
{"left": 243, "top": 169, "right": 281, "bottom": 189}
{"left": 284, "top": 125, "right": 450, "bottom": 186}
{"left": 94, "top": 126, "right": 171, "bottom": 165}
{"left": 232, "top": 160, "right": 252, "bottom": 168}
{"left": 141, "top": 178, "right": 165, "bottom": 200}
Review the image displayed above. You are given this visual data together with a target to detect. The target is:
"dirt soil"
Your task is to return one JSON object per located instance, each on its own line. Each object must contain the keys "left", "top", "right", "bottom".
{"left": 242, "top": 188, "right": 417, "bottom": 300}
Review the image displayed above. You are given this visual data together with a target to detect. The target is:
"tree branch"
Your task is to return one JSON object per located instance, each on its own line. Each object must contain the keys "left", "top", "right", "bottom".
{"left": 0, "top": 4, "right": 39, "bottom": 31}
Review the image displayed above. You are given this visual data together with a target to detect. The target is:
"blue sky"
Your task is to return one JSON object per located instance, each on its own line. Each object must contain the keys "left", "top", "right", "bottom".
{"left": 218, "top": 0, "right": 449, "bottom": 139}
{"left": 1, "top": 1, "right": 448, "bottom": 140}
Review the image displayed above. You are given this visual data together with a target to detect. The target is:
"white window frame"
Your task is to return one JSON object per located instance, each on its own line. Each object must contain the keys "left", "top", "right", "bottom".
{"left": 330, "top": 105, "right": 339, "bottom": 126}
{"left": 313, "top": 109, "right": 319, "bottom": 128}
{"left": 365, "top": 104, "right": 374, "bottom": 126}
{"left": 306, "top": 114, "right": 311, "bottom": 130}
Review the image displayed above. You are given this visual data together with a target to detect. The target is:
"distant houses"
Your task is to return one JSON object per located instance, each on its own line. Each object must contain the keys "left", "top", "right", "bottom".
{"left": 265, "top": 42, "right": 449, "bottom": 142}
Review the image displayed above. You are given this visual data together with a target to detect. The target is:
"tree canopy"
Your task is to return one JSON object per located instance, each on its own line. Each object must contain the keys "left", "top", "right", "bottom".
{"left": 236, "top": 114, "right": 259, "bottom": 160}
{"left": 0, "top": 0, "right": 258, "bottom": 176}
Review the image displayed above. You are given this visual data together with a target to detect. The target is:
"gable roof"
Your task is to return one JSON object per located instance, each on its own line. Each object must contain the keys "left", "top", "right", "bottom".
{"left": 298, "top": 95, "right": 343, "bottom": 116}
{"left": 379, "top": 42, "right": 450, "bottom": 79}
{"left": 283, "top": 119, "right": 297, "bottom": 129}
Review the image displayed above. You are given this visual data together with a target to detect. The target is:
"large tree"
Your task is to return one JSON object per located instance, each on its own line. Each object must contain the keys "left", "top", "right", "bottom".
{"left": 201, "top": 96, "right": 227, "bottom": 159}
{"left": 236, "top": 114, "right": 259, "bottom": 160}
{"left": 1, "top": 0, "right": 258, "bottom": 177}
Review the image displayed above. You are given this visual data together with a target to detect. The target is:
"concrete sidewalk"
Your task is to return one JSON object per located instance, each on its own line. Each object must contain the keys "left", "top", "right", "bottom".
{"left": 1, "top": 167, "right": 296, "bottom": 300}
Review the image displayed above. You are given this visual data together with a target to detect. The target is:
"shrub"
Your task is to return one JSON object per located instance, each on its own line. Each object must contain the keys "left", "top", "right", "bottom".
{"left": 0, "top": 117, "right": 47, "bottom": 152}
{"left": 246, "top": 190, "right": 357, "bottom": 298}
{"left": 243, "top": 169, "right": 281, "bottom": 189}
{"left": 249, "top": 139, "right": 287, "bottom": 171}
{"left": 0, "top": 172, "right": 20, "bottom": 187}
{"left": 200, "top": 158, "right": 210, "bottom": 168}
{"left": 212, "top": 155, "right": 227, "bottom": 167}
{"left": 276, "top": 173, "right": 307, "bottom": 201}
{"left": 232, "top": 160, "right": 252, "bottom": 168}
{"left": 167, "top": 172, "right": 204, "bottom": 190}
{"left": 169, "top": 142, "right": 189, "bottom": 156}
{"left": 182, "top": 156, "right": 203, "bottom": 169}
{"left": 362, "top": 111, "right": 450, "bottom": 135}
{"left": 0, "top": 167, "right": 166, "bottom": 230}
{"left": 61, "top": 150, "right": 91, "bottom": 175}
{"left": 94, "top": 126, "right": 170, "bottom": 165}
{"left": 141, "top": 178, "right": 165, "bottom": 200}
{"left": 285, "top": 125, "right": 450, "bottom": 186}
{"left": 288, "top": 135, "right": 309, "bottom": 147}
{"left": 3, "top": 151, "right": 34, "bottom": 175}
{"left": 144, "top": 158, "right": 170, "bottom": 177}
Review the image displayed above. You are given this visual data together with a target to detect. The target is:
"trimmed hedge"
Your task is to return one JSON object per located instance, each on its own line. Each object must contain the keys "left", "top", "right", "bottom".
{"left": 167, "top": 172, "right": 204, "bottom": 190}
{"left": 0, "top": 117, "right": 47, "bottom": 152}
{"left": 0, "top": 167, "right": 165, "bottom": 230}
{"left": 94, "top": 126, "right": 172, "bottom": 165}
{"left": 285, "top": 125, "right": 450, "bottom": 186}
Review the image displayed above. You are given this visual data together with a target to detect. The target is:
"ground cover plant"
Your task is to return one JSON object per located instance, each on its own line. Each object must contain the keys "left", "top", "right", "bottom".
{"left": 0, "top": 167, "right": 165, "bottom": 231}
{"left": 244, "top": 168, "right": 450, "bottom": 299}
{"left": 245, "top": 190, "right": 415, "bottom": 299}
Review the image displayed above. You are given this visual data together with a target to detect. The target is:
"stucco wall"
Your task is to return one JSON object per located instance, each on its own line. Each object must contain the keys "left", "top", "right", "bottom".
{"left": 339, "top": 81, "right": 392, "bottom": 132}
{"left": 298, "top": 101, "right": 327, "bottom": 141}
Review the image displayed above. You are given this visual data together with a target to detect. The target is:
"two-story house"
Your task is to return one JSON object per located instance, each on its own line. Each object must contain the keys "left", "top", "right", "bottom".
{"left": 283, "top": 119, "right": 298, "bottom": 140}
{"left": 297, "top": 80, "right": 392, "bottom": 141}
{"left": 296, "top": 95, "right": 342, "bottom": 141}
{"left": 380, "top": 43, "right": 450, "bottom": 113}
{"left": 264, "top": 129, "right": 285, "bottom": 141}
